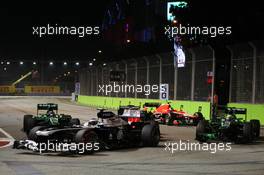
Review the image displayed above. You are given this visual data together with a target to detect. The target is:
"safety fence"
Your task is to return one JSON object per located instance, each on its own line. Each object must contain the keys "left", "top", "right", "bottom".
{"left": 78, "top": 42, "right": 264, "bottom": 124}
{"left": 228, "top": 41, "right": 264, "bottom": 104}
{"left": 79, "top": 42, "right": 264, "bottom": 104}
{"left": 79, "top": 45, "right": 215, "bottom": 102}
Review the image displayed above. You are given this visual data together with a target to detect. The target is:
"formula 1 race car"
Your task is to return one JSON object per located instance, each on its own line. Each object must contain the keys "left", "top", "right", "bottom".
{"left": 147, "top": 102, "right": 204, "bottom": 126}
{"left": 196, "top": 107, "right": 260, "bottom": 143}
{"left": 15, "top": 108, "right": 160, "bottom": 154}
{"left": 23, "top": 103, "right": 80, "bottom": 134}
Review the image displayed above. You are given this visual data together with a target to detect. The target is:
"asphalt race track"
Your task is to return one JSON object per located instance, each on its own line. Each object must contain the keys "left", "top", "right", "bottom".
{"left": 0, "top": 97, "right": 264, "bottom": 175}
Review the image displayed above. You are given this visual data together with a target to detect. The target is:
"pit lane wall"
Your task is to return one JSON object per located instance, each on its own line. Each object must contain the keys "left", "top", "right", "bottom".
{"left": 228, "top": 103, "right": 264, "bottom": 125}
{"left": 77, "top": 95, "right": 211, "bottom": 119}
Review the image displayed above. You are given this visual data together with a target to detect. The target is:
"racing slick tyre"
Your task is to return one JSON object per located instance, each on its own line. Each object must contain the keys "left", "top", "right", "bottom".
{"left": 75, "top": 129, "right": 99, "bottom": 154}
{"left": 28, "top": 126, "right": 46, "bottom": 142}
{"left": 23, "top": 115, "right": 35, "bottom": 133}
{"left": 242, "top": 122, "right": 253, "bottom": 143}
{"left": 70, "top": 118, "right": 81, "bottom": 125}
{"left": 193, "top": 112, "right": 204, "bottom": 125}
{"left": 141, "top": 124, "right": 160, "bottom": 147}
{"left": 196, "top": 120, "right": 208, "bottom": 142}
{"left": 250, "top": 120, "right": 260, "bottom": 138}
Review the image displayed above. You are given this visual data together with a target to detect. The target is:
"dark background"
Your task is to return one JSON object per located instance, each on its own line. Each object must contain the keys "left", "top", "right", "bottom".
{"left": 0, "top": 1, "right": 263, "bottom": 61}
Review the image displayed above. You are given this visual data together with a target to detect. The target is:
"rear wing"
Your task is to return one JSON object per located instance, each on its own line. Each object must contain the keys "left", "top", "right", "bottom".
{"left": 119, "top": 105, "right": 140, "bottom": 110}
{"left": 120, "top": 109, "right": 141, "bottom": 118}
{"left": 118, "top": 105, "right": 140, "bottom": 115}
{"left": 37, "top": 103, "right": 58, "bottom": 114}
{"left": 225, "top": 107, "right": 247, "bottom": 121}
{"left": 143, "top": 102, "right": 161, "bottom": 108}
{"left": 225, "top": 107, "right": 247, "bottom": 115}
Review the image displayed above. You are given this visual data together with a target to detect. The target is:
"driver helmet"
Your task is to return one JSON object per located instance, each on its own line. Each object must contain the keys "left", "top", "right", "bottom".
{"left": 47, "top": 109, "right": 55, "bottom": 116}
{"left": 226, "top": 114, "right": 235, "bottom": 121}
{"left": 88, "top": 118, "right": 98, "bottom": 125}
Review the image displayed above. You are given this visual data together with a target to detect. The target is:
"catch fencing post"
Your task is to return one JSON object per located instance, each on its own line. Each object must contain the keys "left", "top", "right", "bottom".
{"left": 170, "top": 52, "right": 178, "bottom": 100}
{"left": 208, "top": 45, "right": 215, "bottom": 105}
{"left": 208, "top": 45, "right": 216, "bottom": 119}
{"left": 190, "top": 48, "right": 196, "bottom": 101}
{"left": 132, "top": 59, "right": 138, "bottom": 98}
{"left": 101, "top": 66, "right": 104, "bottom": 96}
{"left": 96, "top": 67, "right": 98, "bottom": 96}
{"left": 144, "top": 57, "right": 150, "bottom": 99}
{"left": 226, "top": 46, "right": 233, "bottom": 102}
{"left": 115, "top": 62, "right": 119, "bottom": 97}
{"left": 122, "top": 60, "right": 128, "bottom": 98}
{"left": 249, "top": 42, "right": 256, "bottom": 104}
{"left": 155, "top": 54, "right": 163, "bottom": 86}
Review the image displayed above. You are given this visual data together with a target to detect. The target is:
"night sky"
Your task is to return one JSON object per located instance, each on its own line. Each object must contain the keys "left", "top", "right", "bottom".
{"left": 0, "top": 1, "right": 263, "bottom": 61}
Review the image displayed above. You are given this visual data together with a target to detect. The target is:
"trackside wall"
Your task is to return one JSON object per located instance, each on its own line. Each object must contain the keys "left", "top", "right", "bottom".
{"left": 78, "top": 95, "right": 211, "bottom": 119}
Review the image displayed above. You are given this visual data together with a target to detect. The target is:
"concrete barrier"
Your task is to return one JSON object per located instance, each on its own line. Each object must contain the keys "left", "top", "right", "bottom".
{"left": 78, "top": 95, "right": 211, "bottom": 119}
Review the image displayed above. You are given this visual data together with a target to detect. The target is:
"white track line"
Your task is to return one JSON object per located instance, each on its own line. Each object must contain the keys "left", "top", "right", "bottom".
{"left": 0, "top": 128, "right": 14, "bottom": 148}
{"left": 0, "top": 128, "right": 14, "bottom": 140}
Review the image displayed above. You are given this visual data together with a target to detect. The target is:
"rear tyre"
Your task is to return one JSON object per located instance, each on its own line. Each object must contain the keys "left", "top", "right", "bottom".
{"left": 193, "top": 112, "right": 204, "bottom": 125}
{"left": 118, "top": 108, "right": 125, "bottom": 115}
{"left": 141, "top": 124, "right": 160, "bottom": 147}
{"left": 23, "top": 115, "right": 35, "bottom": 133}
{"left": 196, "top": 120, "right": 208, "bottom": 142}
{"left": 242, "top": 122, "right": 253, "bottom": 143}
{"left": 250, "top": 120, "right": 260, "bottom": 138}
{"left": 75, "top": 129, "right": 99, "bottom": 154}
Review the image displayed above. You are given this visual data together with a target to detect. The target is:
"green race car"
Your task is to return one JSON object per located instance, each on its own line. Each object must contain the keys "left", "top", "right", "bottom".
{"left": 23, "top": 103, "right": 80, "bottom": 134}
{"left": 196, "top": 107, "right": 260, "bottom": 143}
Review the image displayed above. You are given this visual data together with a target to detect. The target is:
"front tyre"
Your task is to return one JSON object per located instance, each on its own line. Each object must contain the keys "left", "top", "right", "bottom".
{"left": 75, "top": 129, "right": 99, "bottom": 154}
{"left": 196, "top": 120, "right": 208, "bottom": 142}
{"left": 23, "top": 115, "right": 35, "bottom": 133}
{"left": 193, "top": 112, "right": 204, "bottom": 125}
